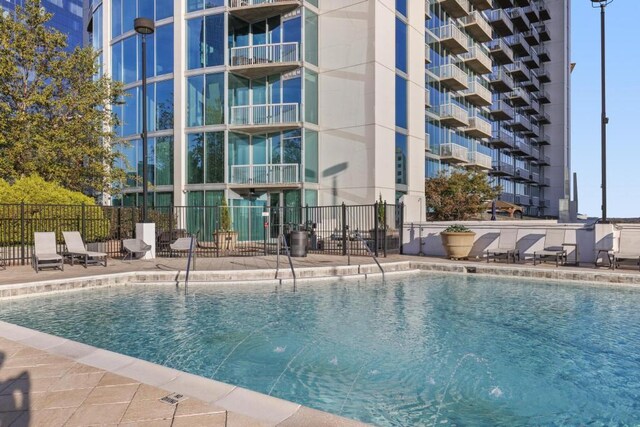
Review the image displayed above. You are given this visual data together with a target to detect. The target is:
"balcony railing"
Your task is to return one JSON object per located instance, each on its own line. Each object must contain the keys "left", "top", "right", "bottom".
{"left": 436, "top": 0, "right": 470, "bottom": 18}
{"left": 486, "top": 9, "right": 514, "bottom": 37}
{"left": 461, "top": 11, "right": 492, "bottom": 42}
{"left": 435, "top": 24, "right": 469, "bottom": 54}
{"left": 439, "top": 103, "right": 469, "bottom": 127}
{"left": 440, "top": 143, "right": 469, "bottom": 163}
{"left": 469, "top": 0, "right": 492, "bottom": 11}
{"left": 467, "top": 151, "right": 493, "bottom": 170}
{"left": 230, "top": 163, "right": 300, "bottom": 185}
{"left": 228, "top": 0, "right": 301, "bottom": 22}
{"left": 465, "top": 116, "right": 492, "bottom": 139}
{"left": 506, "top": 61, "right": 531, "bottom": 82}
{"left": 463, "top": 80, "right": 492, "bottom": 106}
{"left": 230, "top": 42, "right": 299, "bottom": 67}
{"left": 489, "top": 66, "right": 514, "bottom": 92}
{"left": 461, "top": 45, "right": 492, "bottom": 74}
{"left": 490, "top": 99, "right": 514, "bottom": 120}
{"left": 435, "top": 63, "right": 469, "bottom": 90}
{"left": 425, "top": 88, "right": 431, "bottom": 108}
{"left": 230, "top": 103, "right": 299, "bottom": 126}
{"left": 487, "top": 39, "right": 514, "bottom": 65}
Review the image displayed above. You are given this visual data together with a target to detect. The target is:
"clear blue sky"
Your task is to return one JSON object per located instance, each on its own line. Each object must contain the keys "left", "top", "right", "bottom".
{"left": 571, "top": 0, "right": 640, "bottom": 218}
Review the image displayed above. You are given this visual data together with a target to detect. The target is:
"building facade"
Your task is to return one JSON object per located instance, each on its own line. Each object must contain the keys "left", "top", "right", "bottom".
{"left": 1, "top": 0, "right": 84, "bottom": 48}
{"left": 86, "top": 0, "right": 569, "bottom": 218}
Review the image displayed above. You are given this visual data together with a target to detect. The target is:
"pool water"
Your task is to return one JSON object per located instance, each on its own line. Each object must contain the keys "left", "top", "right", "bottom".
{"left": 1, "top": 275, "right": 640, "bottom": 426}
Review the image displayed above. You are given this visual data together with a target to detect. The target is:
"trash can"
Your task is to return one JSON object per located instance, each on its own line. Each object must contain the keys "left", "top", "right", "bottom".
{"left": 289, "top": 230, "right": 308, "bottom": 257}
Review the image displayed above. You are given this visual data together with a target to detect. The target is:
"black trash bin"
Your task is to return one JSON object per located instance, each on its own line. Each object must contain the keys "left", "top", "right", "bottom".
{"left": 289, "top": 230, "right": 308, "bottom": 257}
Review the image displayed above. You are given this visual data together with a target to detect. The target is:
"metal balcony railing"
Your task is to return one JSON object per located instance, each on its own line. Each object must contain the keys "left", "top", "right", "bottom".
{"left": 436, "top": 0, "right": 470, "bottom": 18}
{"left": 463, "top": 80, "right": 492, "bottom": 106}
{"left": 435, "top": 24, "right": 469, "bottom": 54}
{"left": 435, "top": 63, "right": 469, "bottom": 90}
{"left": 439, "top": 103, "right": 469, "bottom": 127}
{"left": 230, "top": 103, "right": 299, "bottom": 126}
{"left": 489, "top": 66, "right": 515, "bottom": 92}
{"left": 230, "top": 163, "right": 300, "bottom": 185}
{"left": 228, "top": 0, "right": 301, "bottom": 21}
{"left": 440, "top": 143, "right": 469, "bottom": 163}
{"left": 461, "top": 45, "right": 492, "bottom": 74}
{"left": 467, "top": 151, "right": 493, "bottom": 169}
{"left": 229, "top": 42, "right": 299, "bottom": 67}
{"left": 466, "top": 116, "right": 493, "bottom": 138}
{"left": 487, "top": 39, "right": 514, "bottom": 64}
{"left": 461, "top": 11, "right": 492, "bottom": 42}
{"left": 486, "top": 9, "right": 514, "bottom": 37}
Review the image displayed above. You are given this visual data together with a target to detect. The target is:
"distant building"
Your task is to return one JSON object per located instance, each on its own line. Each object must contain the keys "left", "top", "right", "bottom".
{"left": 1, "top": 0, "right": 84, "bottom": 49}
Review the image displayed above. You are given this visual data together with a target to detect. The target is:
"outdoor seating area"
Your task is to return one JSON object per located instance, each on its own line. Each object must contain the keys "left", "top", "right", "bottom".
{"left": 597, "top": 228, "right": 640, "bottom": 270}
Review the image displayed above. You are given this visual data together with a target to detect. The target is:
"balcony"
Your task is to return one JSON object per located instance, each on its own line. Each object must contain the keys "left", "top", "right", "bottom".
{"left": 512, "top": 139, "right": 531, "bottom": 157}
{"left": 507, "top": 87, "right": 531, "bottom": 107}
{"left": 535, "top": 67, "right": 551, "bottom": 83}
{"left": 514, "top": 0, "right": 532, "bottom": 7}
{"left": 530, "top": 146, "right": 540, "bottom": 160}
{"left": 492, "top": 163, "right": 515, "bottom": 176}
{"left": 439, "top": 143, "right": 469, "bottom": 164}
{"left": 536, "top": 45, "right": 551, "bottom": 62}
{"left": 463, "top": 80, "right": 492, "bottom": 106}
{"left": 522, "top": 73, "right": 540, "bottom": 92}
{"left": 531, "top": 170, "right": 540, "bottom": 182}
{"left": 439, "top": 103, "right": 469, "bottom": 127}
{"left": 490, "top": 99, "right": 515, "bottom": 120}
{"left": 536, "top": 90, "right": 551, "bottom": 104}
{"left": 528, "top": 123, "right": 540, "bottom": 138}
{"left": 539, "top": 154, "right": 551, "bottom": 166}
{"left": 490, "top": 126, "right": 514, "bottom": 149}
{"left": 508, "top": 8, "right": 530, "bottom": 32}
{"left": 465, "top": 116, "right": 493, "bottom": 139}
{"left": 506, "top": 34, "right": 530, "bottom": 57}
{"left": 467, "top": 151, "right": 493, "bottom": 170}
{"left": 228, "top": 0, "right": 301, "bottom": 23}
{"left": 425, "top": 88, "right": 432, "bottom": 108}
{"left": 524, "top": 4, "right": 540, "bottom": 22}
{"left": 461, "top": 11, "right": 492, "bottom": 42}
{"left": 230, "top": 163, "right": 300, "bottom": 186}
{"left": 425, "top": 45, "right": 431, "bottom": 64}
{"left": 230, "top": 103, "right": 300, "bottom": 133}
{"left": 538, "top": 1, "right": 551, "bottom": 21}
{"left": 535, "top": 133, "right": 551, "bottom": 145}
{"left": 435, "top": 24, "right": 469, "bottom": 54}
{"left": 425, "top": 0, "right": 432, "bottom": 18}
{"left": 522, "top": 96, "right": 540, "bottom": 114}
{"left": 536, "top": 23, "right": 550, "bottom": 42}
{"left": 509, "top": 113, "right": 532, "bottom": 131}
{"left": 537, "top": 111, "right": 551, "bottom": 124}
{"left": 461, "top": 46, "right": 492, "bottom": 74}
{"left": 486, "top": 10, "right": 514, "bottom": 37}
{"left": 487, "top": 40, "right": 514, "bottom": 65}
{"left": 523, "top": 28, "right": 540, "bottom": 46}
{"left": 506, "top": 61, "right": 531, "bottom": 82}
{"left": 515, "top": 194, "right": 531, "bottom": 205}
{"left": 493, "top": 0, "right": 513, "bottom": 8}
{"left": 489, "top": 66, "right": 514, "bottom": 92}
{"left": 229, "top": 42, "right": 300, "bottom": 79}
{"left": 436, "top": 64, "right": 469, "bottom": 91}
{"left": 522, "top": 52, "right": 540, "bottom": 69}
{"left": 469, "top": 0, "right": 492, "bottom": 10}
{"left": 436, "top": 0, "right": 470, "bottom": 18}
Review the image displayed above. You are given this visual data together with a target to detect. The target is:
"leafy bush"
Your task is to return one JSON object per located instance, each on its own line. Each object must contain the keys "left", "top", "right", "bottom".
{"left": 425, "top": 171, "right": 500, "bottom": 221}
{"left": 443, "top": 224, "right": 472, "bottom": 233}
{"left": 0, "top": 175, "right": 109, "bottom": 243}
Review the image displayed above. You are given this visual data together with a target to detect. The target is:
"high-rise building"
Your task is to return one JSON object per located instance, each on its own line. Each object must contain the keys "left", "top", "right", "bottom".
{"left": 1, "top": 0, "right": 84, "bottom": 49}
{"left": 86, "top": 0, "right": 569, "bottom": 218}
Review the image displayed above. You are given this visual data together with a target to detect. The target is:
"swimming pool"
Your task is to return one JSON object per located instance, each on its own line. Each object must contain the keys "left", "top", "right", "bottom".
{"left": 1, "top": 274, "right": 639, "bottom": 426}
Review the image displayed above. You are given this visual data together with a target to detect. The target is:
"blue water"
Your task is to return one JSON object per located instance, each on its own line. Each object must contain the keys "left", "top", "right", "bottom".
{"left": 1, "top": 275, "right": 640, "bottom": 426}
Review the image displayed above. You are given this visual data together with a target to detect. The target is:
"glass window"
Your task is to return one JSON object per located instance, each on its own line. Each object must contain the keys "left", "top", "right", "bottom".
{"left": 205, "top": 14, "right": 225, "bottom": 67}
{"left": 123, "top": 36, "right": 137, "bottom": 84}
{"left": 155, "top": 136, "right": 173, "bottom": 185}
{"left": 188, "top": 0, "right": 223, "bottom": 12}
{"left": 395, "top": 18, "right": 407, "bottom": 73}
{"left": 304, "top": 10, "right": 318, "bottom": 66}
{"left": 395, "top": 75, "right": 407, "bottom": 129}
{"left": 156, "top": 0, "right": 173, "bottom": 20}
{"left": 283, "top": 130, "right": 302, "bottom": 164}
{"left": 283, "top": 76, "right": 301, "bottom": 105}
{"left": 268, "top": 16, "right": 281, "bottom": 44}
{"left": 187, "top": 18, "right": 204, "bottom": 70}
{"left": 395, "top": 133, "right": 407, "bottom": 185}
{"left": 92, "top": 5, "right": 103, "bottom": 51}
{"left": 123, "top": 0, "right": 135, "bottom": 34}
{"left": 304, "top": 130, "right": 318, "bottom": 183}
{"left": 252, "top": 21, "right": 267, "bottom": 45}
{"left": 187, "top": 75, "right": 204, "bottom": 128}
{"left": 228, "top": 74, "right": 249, "bottom": 106}
{"left": 140, "top": 31, "right": 155, "bottom": 79}
{"left": 305, "top": 189, "right": 318, "bottom": 207}
{"left": 396, "top": 0, "right": 407, "bottom": 17}
{"left": 156, "top": 79, "right": 173, "bottom": 130}
{"left": 206, "top": 132, "right": 224, "bottom": 183}
{"left": 123, "top": 88, "right": 138, "bottom": 137}
{"left": 156, "top": 24, "right": 173, "bottom": 76}
{"left": 145, "top": 83, "right": 156, "bottom": 132}
{"left": 228, "top": 132, "right": 250, "bottom": 166}
{"left": 253, "top": 136, "right": 267, "bottom": 165}
{"left": 112, "top": 41, "right": 122, "bottom": 82}
{"left": 205, "top": 73, "right": 225, "bottom": 125}
{"left": 304, "top": 70, "right": 318, "bottom": 124}
{"left": 283, "top": 16, "right": 301, "bottom": 44}
{"left": 139, "top": 0, "right": 154, "bottom": 22}
{"left": 187, "top": 133, "right": 204, "bottom": 183}
{"left": 112, "top": 0, "right": 122, "bottom": 38}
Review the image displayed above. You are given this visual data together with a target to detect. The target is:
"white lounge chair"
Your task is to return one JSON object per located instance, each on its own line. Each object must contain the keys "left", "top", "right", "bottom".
{"left": 170, "top": 236, "right": 197, "bottom": 269}
{"left": 122, "top": 239, "right": 152, "bottom": 261}
{"left": 598, "top": 228, "right": 640, "bottom": 270}
{"left": 32, "top": 232, "right": 64, "bottom": 272}
{"left": 533, "top": 229, "right": 567, "bottom": 267}
{"left": 62, "top": 231, "right": 107, "bottom": 268}
{"left": 486, "top": 229, "right": 520, "bottom": 264}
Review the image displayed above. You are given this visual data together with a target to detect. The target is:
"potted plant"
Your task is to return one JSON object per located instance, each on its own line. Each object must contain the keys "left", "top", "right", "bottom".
{"left": 440, "top": 224, "right": 476, "bottom": 260}
{"left": 214, "top": 199, "right": 237, "bottom": 251}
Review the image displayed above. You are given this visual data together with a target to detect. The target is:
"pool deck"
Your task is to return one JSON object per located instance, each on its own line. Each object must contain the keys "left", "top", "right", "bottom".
{"left": 1, "top": 253, "right": 640, "bottom": 426}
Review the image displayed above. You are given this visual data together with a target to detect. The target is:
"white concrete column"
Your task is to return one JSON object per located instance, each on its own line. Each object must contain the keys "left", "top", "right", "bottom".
{"left": 136, "top": 223, "right": 156, "bottom": 259}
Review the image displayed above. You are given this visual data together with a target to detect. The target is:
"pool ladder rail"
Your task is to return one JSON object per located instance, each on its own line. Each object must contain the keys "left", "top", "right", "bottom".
{"left": 170, "top": 236, "right": 196, "bottom": 291}
{"left": 276, "top": 233, "right": 297, "bottom": 291}
{"left": 347, "top": 226, "right": 385, "bottom": 281}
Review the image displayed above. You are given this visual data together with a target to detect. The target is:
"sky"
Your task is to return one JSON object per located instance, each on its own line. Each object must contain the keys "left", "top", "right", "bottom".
{"left": 571, "top": 0, "right": 640, "bottom": 218}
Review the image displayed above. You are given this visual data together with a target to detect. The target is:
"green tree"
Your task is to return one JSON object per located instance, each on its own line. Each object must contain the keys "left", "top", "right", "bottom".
{"left": 0, "top": 0, "right": 125, "bottom": 195}
{"left": 425, "top": 170, "right": 501, "bottom": 221}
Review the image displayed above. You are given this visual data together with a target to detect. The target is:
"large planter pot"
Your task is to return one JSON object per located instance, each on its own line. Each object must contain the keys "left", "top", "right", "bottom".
{"left": 440, "top": 231, "right": 476, "bottom": 260}
{"left": 214, "top": 231, "right": 238, "bottom": 251}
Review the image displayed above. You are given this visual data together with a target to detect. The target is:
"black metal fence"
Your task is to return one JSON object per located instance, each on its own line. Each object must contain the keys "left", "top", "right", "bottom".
{"left": 0, "top": 202, "right": 404, "bottom": 266}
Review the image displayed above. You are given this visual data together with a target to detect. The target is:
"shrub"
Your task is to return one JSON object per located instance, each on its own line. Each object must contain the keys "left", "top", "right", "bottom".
{"left": 443, "top": 224, "right": 472, "bottom": 233}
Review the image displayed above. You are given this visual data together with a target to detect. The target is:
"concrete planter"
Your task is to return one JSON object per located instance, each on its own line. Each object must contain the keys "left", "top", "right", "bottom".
{"left": 440, "top": 231, "right": 476, "bottom": 260}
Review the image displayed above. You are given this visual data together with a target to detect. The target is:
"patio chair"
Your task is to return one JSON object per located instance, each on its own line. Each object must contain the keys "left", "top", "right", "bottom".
{"left": 533, "top": 229, "right": 567, "bottom": 267}
{"left": 32, "top": 232, "right": 64, "bottom": 272}
{"left": 598, "top": 228, "right": 640, "bottom": 270}
{"left": 170, "top": 236, "right": 197, "bottom": 269}
{"left": 62, "top": 231, "right": 107, "bottom": 268}
{"left": 122, "top": 239, "right": 152, "bottom": 261}
{"left": 486, "top": 229, "right": 520, "bottom": 264}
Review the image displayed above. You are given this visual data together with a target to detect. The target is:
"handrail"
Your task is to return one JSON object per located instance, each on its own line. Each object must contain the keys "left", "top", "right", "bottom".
{"left": 346, "top": 224, "right": 385, "bottom": 280}
{"left": 276, "top": 233, "right": 297, "bottom": 291}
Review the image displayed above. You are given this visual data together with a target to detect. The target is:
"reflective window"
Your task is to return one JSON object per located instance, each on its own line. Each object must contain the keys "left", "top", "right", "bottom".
{"left": 123, "top": 88, "right": 139, "bottom": 137}
{"left": 155, "top": 24, "right": 173, "bottom": 76}
{"left": 187, "top": 75, "right": 204, "bottom": 127}
{"left": 395, "top": 133, "right": 407, "bottom": 185}
{"left": 304, "top": 9, "right": 318, "bottom": 65}
{"left": 304, "top": 70, "right": 318, "bottom": 124}
{"left": 304, "top": 130, "right": 318, "bottom": 183}
{"left": 395, "top": 75, "right": 407, "bottom": 129}
{"left": 187, "top": 0, "right": 223, "bottom": 12}
{"left": 395, "top": 17, "right": 407, "bottom": 73}
{"left": 112, "top": 41, "right": 123, "bottom": 81}
{"left": 122, "top": 0, "right": 135, "bottom": 34}
{"left": 154, "top": 136, "right": 173, "bottom": 185}
{"left": 283, "top": 129, "right": 302, "bottom": 164}
{"left": 123, "top": 35, "right": 137, "bottom": 84}
{"left": 206, "top": 132, "right": 224, "bottom": 183}
{"left": 187, "top": 14, "right": 224, "bottom": 70}
{"left": 155, "top": 79, "right": 174, "bottom": 130}
{"left": 114, "top": 137, "right": 173, "bottom": 188}
{"left": 187, "top": 73, "right": 224, "bottom": 127}
{"left": 396, "top": 0, "right": 407, "bottom": 17}
{"left": 156, "top": 0, "right": 173, "bottom": 20}
{"left": 112, "top": 0, "right": 122, "bottom": 37}
{"left": 283, "top": 76, "right": 301, "bottom": 104}
{"left": 139, "top": 0, "right": 154, "bottom": 22}
{"left": 283, "top": 16, "right": 301, "bottom": 45}
{"left": 91, "top": 5, "right": 103, "bottom": 51}
{"left": 187, "top": 133, "right": 204, "bottom": 184}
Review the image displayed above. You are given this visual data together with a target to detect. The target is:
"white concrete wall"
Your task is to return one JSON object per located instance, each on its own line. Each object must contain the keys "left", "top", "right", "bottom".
{"left": 402, "top": 221, "right": 627, "bottom": 265}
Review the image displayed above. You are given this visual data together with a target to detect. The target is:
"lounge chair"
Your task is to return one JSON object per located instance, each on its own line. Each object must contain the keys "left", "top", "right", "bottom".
{"left": 62, "top": 231, "right": 107, "bottom": 268}
{"left": 170, "top": 237, "right": 197, "bottom": 269}
{"left": 32, "top": 232, "right": 64, "bottom": 272}
{"left": 533, "top": 229, "right": 567, "bottom": 267}
{"left": 122, "top": 239, "right": 152, "bottom": 261}
{"left": 598, "top": 228, "right": 640, "bottom": 270}
{"left": 486, "top": 229, "right": 520, "bottom": 264}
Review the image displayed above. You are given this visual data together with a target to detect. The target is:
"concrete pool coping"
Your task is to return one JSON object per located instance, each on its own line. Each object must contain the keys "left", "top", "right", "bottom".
{"left": 2, "top": 258, "right": 640, "bottom": 425}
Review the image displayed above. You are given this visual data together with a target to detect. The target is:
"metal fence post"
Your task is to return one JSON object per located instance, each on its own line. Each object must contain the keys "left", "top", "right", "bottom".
{"left": 81, "top": 202, "right": 86, "bottom": 239}
{"left": 399, "top": 203, "right": 405, "bottom": 255}
{"left": 20, "top": 201, "right": 25, "bottom": 265}
{"left": 341, "top": 203, "right": 347, "bottom": 256}
{"left": 117, "top": 207, "right": 122, "bottom": 253}
{"left": 383, "top": 201, "right": 388, "bottom": 258}
{"left": 373, "top": 202, "right": 379, "bottom": 258}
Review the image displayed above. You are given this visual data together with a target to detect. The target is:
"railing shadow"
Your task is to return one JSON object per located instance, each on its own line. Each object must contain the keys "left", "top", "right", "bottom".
{"left": 0, "top": 351, "right": 31, "bottom": 426}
